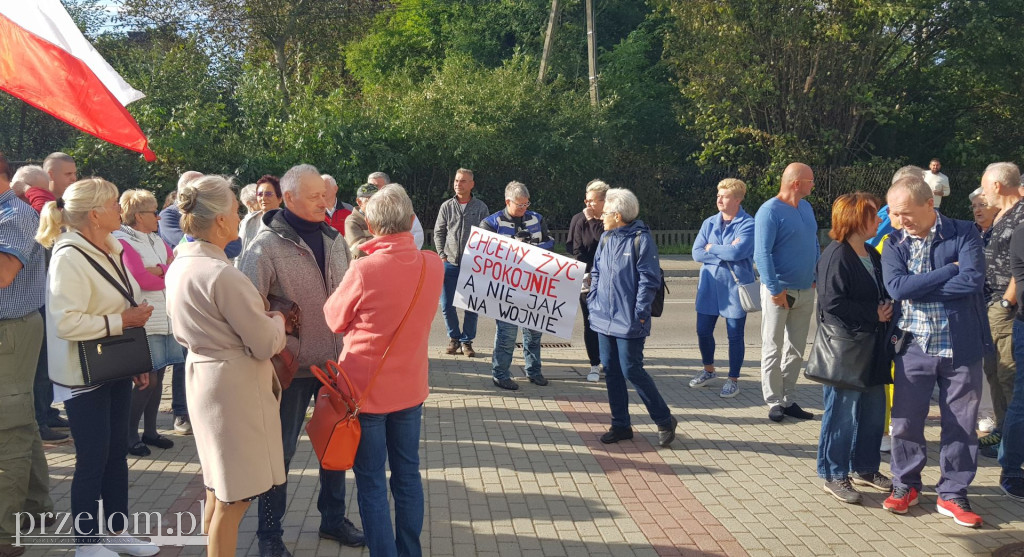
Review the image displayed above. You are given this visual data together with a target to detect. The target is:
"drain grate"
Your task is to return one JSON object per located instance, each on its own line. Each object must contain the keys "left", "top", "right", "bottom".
{"left": 516, "top": 342, "right": 573, "bottom": 348}
{"left": 995, "top": 543, "right": 1024, "bottom": 557}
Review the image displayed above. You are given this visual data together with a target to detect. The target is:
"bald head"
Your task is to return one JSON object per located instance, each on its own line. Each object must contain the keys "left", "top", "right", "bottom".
{"left": 780, "top": 162, "right": 814, "bottom": 200}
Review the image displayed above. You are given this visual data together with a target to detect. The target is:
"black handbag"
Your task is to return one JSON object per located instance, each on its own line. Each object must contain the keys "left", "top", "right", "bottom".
{"left": 57, "top": 244, "right": 154, "bottom": 386}
{"left": 803, "top": 311, "right": 878, "bottom": 392}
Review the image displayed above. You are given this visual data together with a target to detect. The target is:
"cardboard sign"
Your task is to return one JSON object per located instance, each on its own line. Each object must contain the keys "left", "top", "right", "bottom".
{"left": 453, "top": 227, "right": 584, "bottom": 339}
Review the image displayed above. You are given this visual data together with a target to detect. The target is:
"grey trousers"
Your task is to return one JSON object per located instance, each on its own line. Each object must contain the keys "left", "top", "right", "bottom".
{"left": 985, "top": 304, "right": 1016, "bottom": 429}
{"left": 760, "top": 286, "right": 814, "bottom": 408}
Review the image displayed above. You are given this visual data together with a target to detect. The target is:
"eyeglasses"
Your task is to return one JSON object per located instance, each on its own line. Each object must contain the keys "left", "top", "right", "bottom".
{"left": 256, "top": 191, "right": 278, "bottom": 198}
{"left": 511, "top": 201, "right": 530, "bottom": 209}
{"left": 601, "top": 211, "right": 618, "bottom": 217}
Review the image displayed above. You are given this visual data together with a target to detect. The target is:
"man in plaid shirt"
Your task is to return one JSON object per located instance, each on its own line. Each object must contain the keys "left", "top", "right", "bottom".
{"left": 881, "top": 174, "right": 990, "bottom": 527}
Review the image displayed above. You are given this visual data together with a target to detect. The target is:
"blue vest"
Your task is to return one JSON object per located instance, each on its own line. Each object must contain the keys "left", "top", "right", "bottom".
{"left": 483, "top": 210, "right": 547, "bottom": 246}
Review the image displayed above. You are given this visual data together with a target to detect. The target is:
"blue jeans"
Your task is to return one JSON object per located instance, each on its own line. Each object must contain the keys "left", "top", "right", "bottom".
{"left": 491, "top": 321, "right": 542, "bottom": 381}
{"left": 170, "top": 361, "right": 187, "bottom": 417}
{"left": 598, "top": 334, "right": 672, "bottom": 430}
{"left": 1000, "top": 321, "right": 1024, "bottom": 478}
{"left": 696, "top": 312, "right": 746, "bottom": 378}
{"left": 353, "top": 404, "right": 424, "bottom": 557}
{"left": 817, "top": 384, "right": 886, "bottom": 480}
{"left": 64, "top": 379, "right": 132, "bottom": 544}
{"left": 440, "top": 262, "right": 478, "bottom": 343}
{"left": 257, "top": 377, "right": 348, "bottom": 541}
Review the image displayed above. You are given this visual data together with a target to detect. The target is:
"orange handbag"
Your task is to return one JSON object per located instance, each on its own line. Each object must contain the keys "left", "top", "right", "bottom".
{"left": 306, "top": 255, "right": 427, "bottom": 471}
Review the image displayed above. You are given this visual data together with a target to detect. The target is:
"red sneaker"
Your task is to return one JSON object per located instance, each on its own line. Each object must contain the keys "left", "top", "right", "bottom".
{"left": 936, "top": 496, "right": 983, "bottom": 528}
{"left": 883, "top": 486, "right": 919, "bottom": 514}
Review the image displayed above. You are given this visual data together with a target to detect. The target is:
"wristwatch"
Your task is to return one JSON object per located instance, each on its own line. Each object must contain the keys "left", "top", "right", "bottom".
{"left": 1000, "top": 299, "right": 1012, "bottom": 309}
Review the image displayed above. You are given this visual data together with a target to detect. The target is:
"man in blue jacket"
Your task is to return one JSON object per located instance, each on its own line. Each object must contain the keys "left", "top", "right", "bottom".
{"left": 881, "top": 175, "right": 991, "bottom": 527}
{"left": 480, "top": 181, "right": 554, "bottom": 390}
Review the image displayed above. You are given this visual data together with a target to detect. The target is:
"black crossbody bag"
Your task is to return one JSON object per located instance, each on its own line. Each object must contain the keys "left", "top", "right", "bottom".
{"left": 56, "top": 244, "right": 154, "bottom": 386}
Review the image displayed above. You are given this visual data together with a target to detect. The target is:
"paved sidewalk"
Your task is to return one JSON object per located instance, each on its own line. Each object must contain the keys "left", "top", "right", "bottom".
{"left": 25, "top": 337, "right": 1024, "bottom": 556}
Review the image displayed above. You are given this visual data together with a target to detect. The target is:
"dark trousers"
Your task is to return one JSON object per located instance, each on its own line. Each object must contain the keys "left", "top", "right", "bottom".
{"left": 599, "top": 334, "right": 672, "bottom": 430}
{"left": 32, "top": 308, "right": 59, "bottom": 427}
{"left": 128, "top": 369, "right": 165, "bottom": 444}
{"left": 64, "top": 379, "right": 133, "bottom": 544}
{"left": 891, "top": 344, "right": 982, "bottom": 499}
{"left": 579, "top": 293, "right": 600, "bottom": 366}
{"left": 257, "top": 377, "right": 348, "bottom": 541}
{"left": 170, "top": 360, "right": 187, "bottom": 418}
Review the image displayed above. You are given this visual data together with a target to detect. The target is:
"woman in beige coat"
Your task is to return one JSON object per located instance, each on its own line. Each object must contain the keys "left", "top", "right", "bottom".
{"left": 164, "top": 176, "right": 288, "bottom": 557}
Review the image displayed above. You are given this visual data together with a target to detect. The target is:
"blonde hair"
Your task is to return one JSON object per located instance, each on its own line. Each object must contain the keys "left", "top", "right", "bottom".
{"left": 717, "top": 178, "right": 747, "bottom": 199}
{"left": 178, "top": 175, "right": 236, "bottom": 239}
{"left": 120, "top": 189, "right": 158, "bottom": 226}
{"left": 36, "top": 178, "right": 119, "bottom": 248}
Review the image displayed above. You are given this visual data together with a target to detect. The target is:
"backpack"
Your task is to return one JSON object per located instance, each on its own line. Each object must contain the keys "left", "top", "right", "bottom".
{"left": 600, "top": 231, "right": 669, "bottom": 318}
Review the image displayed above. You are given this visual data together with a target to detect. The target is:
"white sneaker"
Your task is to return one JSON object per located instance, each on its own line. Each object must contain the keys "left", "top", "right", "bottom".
{"left": 978, "top": 416, "right": 996, "bottom": 433}
{"left": 879, "top": 435, "right": 891, "bottom": 453}
{"left": 104, "top": 535, "right": 159, "bottom": 556}
{"left": 688, "top": 370, "right": 716, "bottom": 388}
{"left": 586, "top": 365, "right": 600, "bottom": 382}
{"left": 76, "top": 545, "right": 119, "bottom": 557}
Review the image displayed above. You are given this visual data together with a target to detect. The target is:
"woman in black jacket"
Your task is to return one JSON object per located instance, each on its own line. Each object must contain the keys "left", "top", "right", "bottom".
{"left": 567, "top": 180, "right": 610, "bottom": 382}
{"left": 815, "top": 192, "right": 894, "bottom": 504}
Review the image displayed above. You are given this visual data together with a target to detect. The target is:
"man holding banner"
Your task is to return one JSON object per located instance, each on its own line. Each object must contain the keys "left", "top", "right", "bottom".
{"left": 481, "top": 182, "right": 555, "bottom": 390}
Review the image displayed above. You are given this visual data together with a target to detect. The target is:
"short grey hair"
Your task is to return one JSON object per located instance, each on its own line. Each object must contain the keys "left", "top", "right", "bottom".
{"left": 364, "top": 183, "right": 415, "bottom": 236}
{"left": 585, "top": 179, "right": 609, "bottom": 197}
{"left": 239, "top": 183, "right": 257, "bottom": 207}
{"left": 887, "top": 175, "right": 932, "bottom": 206}
{"left": 891, "top": 165, "right": 926, "bottom": 185}
{"left": 367, "top": 171, "right": 390, "bottom": 183}
{"left": 604, "top": 188, "right": 640, "bottom": 222}
{"left": 281, "top": 164, "right": 321, "bottom": 196}
{"left": 11, "top": 164, "right": 48, "bottom": 196}
{"left": 177, "top": 170, "right": 203, "bottom": 193}
{"left": 969, "top": 187, "right": 985, "bottom": 203}
{"left": 321, "top": 174, "right": 337, "bottom": 188}
{"left": 178, "top": 175, "right": 237, "bottom": 239}
{"left": 504, "top": 181, "right": 529, "bottom": 201}
{"left": 984, "top": 162, "right": 1021, "bottom": 190}
{"left": 42, "top": 152, "right": 74, "bottom": 173}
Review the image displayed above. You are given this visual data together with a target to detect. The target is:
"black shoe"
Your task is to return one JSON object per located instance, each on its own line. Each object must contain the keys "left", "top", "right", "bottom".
{"left": 658, "top": 416, "right": 678, "bottom": 447}
{"left": 142, "top": 435, "right": 174, "bottom": 449}
{"left": 528, "top": 374, "right": 549, "bottom": 386}
{"left": 318, "top": 518, "right": 366, "bottom": 548}
{"left": 493, "top": 377, "right": 519, "bottom": 391}
{"left": 600, "top": 427, "right": 634, "bottom": 444}
{"left": 823, "top": 478, "right": 862, "bottom": 504}
{"left": 258, "top": 537, "right": 293, "bottom": 557}
{"left": 38, "top": 425, "right": 69, "bottom": 442}
{"left": 128, "top": 441, "right": 151, "bottom": 457}
{"left": 1001, "top": 476, "right": 1024, "bottom": 501}
{"left": 851, "top": 472, "right": 893, "bottom": 492}
{"left": 980, "top": 444, "right": 999, "bottom": 459}
{"left": 47, "top": 415, "right": 70, "bottom": 429}
{"left": 768, "top": 405, "right": 785, "bottom": 422}
{"left": 783, "top": 403, "right": 814, "bottom": 420}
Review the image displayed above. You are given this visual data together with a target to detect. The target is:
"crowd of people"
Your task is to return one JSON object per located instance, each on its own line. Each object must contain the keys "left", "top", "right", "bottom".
{"left": 0, "top": 150, "right": 1022, "bottom": 557}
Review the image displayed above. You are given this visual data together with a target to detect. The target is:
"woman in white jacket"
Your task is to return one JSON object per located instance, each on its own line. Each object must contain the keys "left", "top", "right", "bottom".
{"left": 36, "top": 178, "right": 157, "bottom": 557}
{"left": 114, "top": 189, "right": 185, "bottom": 457}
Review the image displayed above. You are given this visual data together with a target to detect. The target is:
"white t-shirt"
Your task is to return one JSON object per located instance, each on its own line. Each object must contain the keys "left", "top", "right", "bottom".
{"left": 924, "top": 171, "right": 950, "bottom": 207}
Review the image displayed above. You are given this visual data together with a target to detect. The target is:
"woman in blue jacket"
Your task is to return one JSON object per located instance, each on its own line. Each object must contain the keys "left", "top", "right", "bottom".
{"left": 587, "top": 188, "right": 678, "bottom": 447}
{"left": 689, "top": 179, "right": 756, "bottom": 398}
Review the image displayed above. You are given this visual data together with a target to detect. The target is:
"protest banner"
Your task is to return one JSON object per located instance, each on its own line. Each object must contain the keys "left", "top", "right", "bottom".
{"left": 453, "top": 226, "right": 584, "bottom": 339}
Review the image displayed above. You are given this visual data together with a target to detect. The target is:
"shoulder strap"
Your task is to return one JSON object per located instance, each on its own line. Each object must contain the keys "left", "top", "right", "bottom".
{"left": 55, "top": 244, "right": 138, "bottom": 307}
{"left": 356, "top": 253, "right": 429, "bottom": 408}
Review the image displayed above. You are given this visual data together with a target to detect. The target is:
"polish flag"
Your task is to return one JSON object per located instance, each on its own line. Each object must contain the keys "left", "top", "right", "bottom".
{"left": 0, "top": 1, "right": 156, "bottom": 161}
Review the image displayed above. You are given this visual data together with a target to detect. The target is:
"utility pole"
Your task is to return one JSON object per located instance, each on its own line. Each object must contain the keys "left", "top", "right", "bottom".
{"left": 585, "top": 0, "right": 599, "bottom": 106}
{"left": 538, "top": 0, "right": 560, "bottom": 84}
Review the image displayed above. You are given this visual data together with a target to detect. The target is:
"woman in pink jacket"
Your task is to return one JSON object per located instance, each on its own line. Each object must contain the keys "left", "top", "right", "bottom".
{"left": 324, "top": 184, "right": 443, "bottom": 557}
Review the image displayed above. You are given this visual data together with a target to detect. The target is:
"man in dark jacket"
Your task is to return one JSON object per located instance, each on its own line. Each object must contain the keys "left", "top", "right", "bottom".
{"left": 434, "top": 168, "right": 489, "bottom": 357}
{"left": 480, "top": 181, "right": 554, "bottom": 390}
{"left": 881, "top": 175, "right": 991, "bottom": 527}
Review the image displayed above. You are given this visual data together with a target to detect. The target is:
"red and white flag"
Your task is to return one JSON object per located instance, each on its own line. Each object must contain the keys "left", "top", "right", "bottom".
{"left": 0, "top": 0, "right": 156, "bottom": 161}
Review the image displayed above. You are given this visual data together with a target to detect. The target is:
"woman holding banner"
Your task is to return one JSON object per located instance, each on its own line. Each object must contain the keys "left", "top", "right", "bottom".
{"left": 586, "top": 188, "right": 678, "bottom": 447}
